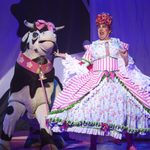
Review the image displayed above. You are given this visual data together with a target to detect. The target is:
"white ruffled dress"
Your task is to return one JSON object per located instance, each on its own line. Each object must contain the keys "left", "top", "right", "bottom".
{"left": 47, "top": 38, "right": 150, "bottom": 139}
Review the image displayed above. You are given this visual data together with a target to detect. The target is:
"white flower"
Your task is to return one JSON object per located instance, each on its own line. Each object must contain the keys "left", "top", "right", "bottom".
{"left": 18, "top": 56, "right": 24, "bottom": 63}
{"left": 26, "top": 62, "right": 33, "bottom": 68}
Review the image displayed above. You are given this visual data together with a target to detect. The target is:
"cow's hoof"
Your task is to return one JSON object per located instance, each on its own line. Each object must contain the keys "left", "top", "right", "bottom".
{"left": 24, "top": 138, "right": 41, "bottom": 148}
{"left": 53, "top": 133, "right": 65, "bottom": 149}
{"left": 112, "top": 138, "right": 122, "bottom": 145}
{"left": 0, "top": 139, "right": 10, "bottom": 150}
{"left": 41, "top": 144, "right": 58, "bottom": 150}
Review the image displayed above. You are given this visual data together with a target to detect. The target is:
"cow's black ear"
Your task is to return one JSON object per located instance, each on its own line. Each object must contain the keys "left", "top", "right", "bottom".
{"left": 52, "top": 43, "right": 58, "bottom": 53}
{"left": 21, "top": 31, "right": 30, "bottom": 52}
{"left": 21, "top": 39, "right": 28, "bottom": 52}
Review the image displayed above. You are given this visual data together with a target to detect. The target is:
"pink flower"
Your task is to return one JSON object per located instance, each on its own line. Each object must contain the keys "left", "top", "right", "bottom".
{"left": 101, "top": 123, "right": 109, "bottom": 133}
{"left": 60, "top": 121, "right": 68, "bottom": 131}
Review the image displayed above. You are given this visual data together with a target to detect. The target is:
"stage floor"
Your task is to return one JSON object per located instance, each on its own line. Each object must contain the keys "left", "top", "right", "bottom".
{"left": 10, "top": 131, "right": 150, "bottom": 150}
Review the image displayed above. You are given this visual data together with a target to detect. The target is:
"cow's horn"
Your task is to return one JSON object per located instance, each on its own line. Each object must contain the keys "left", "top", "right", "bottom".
{"left": 55, "top": 25, "right": 65, "bottom": 31}
{"left": 24, "top": 20, "right": 34, "bottom": 29}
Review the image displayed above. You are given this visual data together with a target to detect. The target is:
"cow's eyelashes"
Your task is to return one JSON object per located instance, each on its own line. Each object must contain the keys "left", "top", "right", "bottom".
{"left": 39, "top": 40, "right": 46, "bottom": 43}
{"left": 34, "top": 49, "right": 38, "bottom": 53}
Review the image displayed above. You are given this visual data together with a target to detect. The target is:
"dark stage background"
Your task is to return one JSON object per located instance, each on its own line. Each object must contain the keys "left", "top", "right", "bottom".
{"left": 0, "top": 0, "right": 150, "bottom": 80}
{"left": 0, "top": 0, "right": 90, "bottom": 79}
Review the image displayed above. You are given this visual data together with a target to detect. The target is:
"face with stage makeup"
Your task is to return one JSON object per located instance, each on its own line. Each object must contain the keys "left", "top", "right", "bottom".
{"left": 96, "top": 13, "right": 112, "bottom": 40}
{"left": 97, "top": 24, "right": 111, "bottom": 40}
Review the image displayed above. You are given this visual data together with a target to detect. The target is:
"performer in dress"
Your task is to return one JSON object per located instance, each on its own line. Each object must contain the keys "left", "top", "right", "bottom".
{"left": 46, "top": 13, "right": 150, "bottom": 150}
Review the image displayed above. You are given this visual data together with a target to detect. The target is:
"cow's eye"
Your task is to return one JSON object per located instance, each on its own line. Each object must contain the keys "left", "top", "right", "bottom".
{"left": 32, "top": 32, "right": 39, "bottom": 38}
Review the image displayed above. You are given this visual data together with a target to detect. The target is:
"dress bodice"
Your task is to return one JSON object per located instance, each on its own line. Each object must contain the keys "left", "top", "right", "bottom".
{"left": 82, "top": 38, "right": 128, "bottom": 72}
{"left": 90, "top": 38, "right": 121, "bottom": 61}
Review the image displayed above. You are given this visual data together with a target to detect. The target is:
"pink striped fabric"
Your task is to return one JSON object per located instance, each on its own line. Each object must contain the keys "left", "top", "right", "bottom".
{"left": 116, "top": 72, "right": 150, "bottom": 109}
{"left": 52, "top": 70, "right": 150, "bottom": 111}
{"left": 93, "top": 56, "right": 118, "bottom": 71}
{"left": 52, "top": 71, "right": 104, "bottom": 110}
{"left": 120, "top": 41, "right": 129, "bottom": 52}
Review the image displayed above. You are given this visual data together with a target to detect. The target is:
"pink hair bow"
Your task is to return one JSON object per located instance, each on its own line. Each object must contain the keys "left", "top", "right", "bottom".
{"left": 35, "top": 20, "right": 55, "bottom": 31}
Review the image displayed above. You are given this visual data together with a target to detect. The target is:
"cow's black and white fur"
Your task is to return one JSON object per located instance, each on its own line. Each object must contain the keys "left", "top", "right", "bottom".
{"left": 0, "top": 20, "right": 64, "bottom": 150}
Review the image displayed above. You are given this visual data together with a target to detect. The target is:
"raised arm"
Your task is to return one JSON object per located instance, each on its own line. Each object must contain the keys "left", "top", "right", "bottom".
{"left": 53, "top": 51, "right": 67, "bottom": 59}
{"left": 119, "top": 50, "right": 128, "bottom": 66}
{"left": 119, "top": 40, "right": 129, "bottom": 66}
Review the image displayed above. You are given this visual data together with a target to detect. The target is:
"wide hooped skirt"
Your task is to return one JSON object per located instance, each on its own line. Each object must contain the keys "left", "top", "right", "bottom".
{"left": 47, "top": 71, "right": 150, "bottom": 139}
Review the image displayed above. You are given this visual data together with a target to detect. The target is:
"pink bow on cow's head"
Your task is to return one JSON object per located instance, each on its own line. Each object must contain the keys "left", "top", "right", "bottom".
{"left": 35, "top": 20, "right": 55, "bottom": 31}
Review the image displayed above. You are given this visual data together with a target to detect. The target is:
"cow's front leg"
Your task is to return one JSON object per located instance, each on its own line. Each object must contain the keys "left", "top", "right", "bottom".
{"left": 35, "top": 104, "right": 58, "bottom": 150}
{"left": 0, "top": 102, "right": 26, "bottom": 150}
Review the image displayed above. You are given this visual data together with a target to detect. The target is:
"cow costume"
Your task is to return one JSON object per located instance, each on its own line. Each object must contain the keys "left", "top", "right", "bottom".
{"left": 0, "top": 19, "right": 64, "bottom": 150}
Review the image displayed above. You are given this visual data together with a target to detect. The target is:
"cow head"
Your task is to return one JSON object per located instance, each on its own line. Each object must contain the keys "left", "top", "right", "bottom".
{"left": 21, "top": 20, "right": 64, "bottom": 59}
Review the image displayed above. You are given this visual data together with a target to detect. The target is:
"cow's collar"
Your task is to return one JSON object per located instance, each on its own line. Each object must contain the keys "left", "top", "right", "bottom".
{"left": 17, "top": 52, "right": 53, "bottom": 74}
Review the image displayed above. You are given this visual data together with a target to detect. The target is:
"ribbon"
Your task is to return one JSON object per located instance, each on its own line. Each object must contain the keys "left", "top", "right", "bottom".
{"left": 35, "top": 19, "right": 55, "bottom": 31}
{"left": 101, "top": 123, "right": 109, "bottom": 134}
{"left": 104, "top": 70, "right": 115, "bottom": 81}
{"left": 60, "top": 121, "right": 68, "bottom": 132}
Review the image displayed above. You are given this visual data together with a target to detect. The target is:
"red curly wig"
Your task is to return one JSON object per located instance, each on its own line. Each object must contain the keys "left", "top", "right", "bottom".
{"left": 96, "top": 13, "right": 112, "bottom": 28}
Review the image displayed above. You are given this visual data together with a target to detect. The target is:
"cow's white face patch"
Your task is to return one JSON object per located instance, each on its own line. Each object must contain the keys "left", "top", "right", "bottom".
{"left": 22, "top": 30, "right": 56, "bottom": 57}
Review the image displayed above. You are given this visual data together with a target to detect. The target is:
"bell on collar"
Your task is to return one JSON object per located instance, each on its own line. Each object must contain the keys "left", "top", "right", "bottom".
{"left": 38, "top": 65, "right": 47, "bottom": 80}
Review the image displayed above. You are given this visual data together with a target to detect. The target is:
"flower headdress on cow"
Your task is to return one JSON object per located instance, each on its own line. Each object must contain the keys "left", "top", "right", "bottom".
{"left": 21, "top": 19, "right": 64, "bottom": 53}
{"left": 96, "top": 13, "right": 112, "bottom": 29}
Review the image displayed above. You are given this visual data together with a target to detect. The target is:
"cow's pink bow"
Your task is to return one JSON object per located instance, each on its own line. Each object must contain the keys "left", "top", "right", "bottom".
{"left": 35, "top": 20, "right": 55, "bottom": 31}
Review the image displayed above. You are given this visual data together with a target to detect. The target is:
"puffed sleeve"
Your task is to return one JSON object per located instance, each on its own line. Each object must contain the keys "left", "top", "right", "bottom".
{"left": 117, "top": 38, "right": 129, "bottom": 53}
